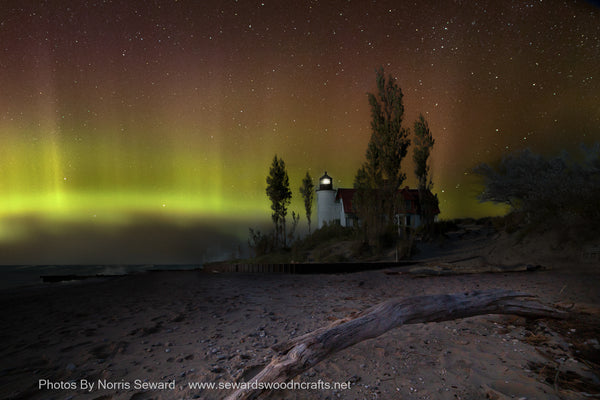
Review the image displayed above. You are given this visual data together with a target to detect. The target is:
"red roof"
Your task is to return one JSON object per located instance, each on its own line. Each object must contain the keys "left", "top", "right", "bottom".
{"left": 399, "top": 187, "right": 420, "bottom": 200}
{"left": 336, "top": 188, "right": 357, "bottom": 214}
{"left": 335, "top": 187, "right": 439, "bottom": 215}
{"left": 399, "top": 187, "right": 440, "bottom": 214}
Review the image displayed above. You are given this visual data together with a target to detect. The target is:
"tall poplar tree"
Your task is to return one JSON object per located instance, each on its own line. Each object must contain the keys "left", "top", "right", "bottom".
{"left": 266, "top": 155, "right": 292, "bottom": 248}
{"left": 299, "top": 171, "right": 314, "bottom": 234}
{"left": 413, "top": 114, "right": 434, "bottom": 192}
{"left": 413, "top": 114, "right": 438, "bottom": 231}
{"left": 354, "top": 67, "right": 411, "bottom": 246}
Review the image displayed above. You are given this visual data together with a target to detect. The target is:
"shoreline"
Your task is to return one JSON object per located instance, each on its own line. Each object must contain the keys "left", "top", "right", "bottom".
{"left": 2, "top": 224, "right": 599, "bottom": 399}
{"left": 1, "top": 264, "right": 599, "bottom": 399}
{"left": 0, "top": 264, "right": 204, "bottom": 291}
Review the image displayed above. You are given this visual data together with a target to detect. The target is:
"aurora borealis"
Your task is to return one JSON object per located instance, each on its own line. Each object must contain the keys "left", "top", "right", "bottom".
{"left": 0, "top": 0, "right": 599, "bottom": 263}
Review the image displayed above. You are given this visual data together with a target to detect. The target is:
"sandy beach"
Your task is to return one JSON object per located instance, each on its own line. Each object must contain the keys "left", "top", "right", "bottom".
{"left": 1, "top": 227, "right": 599, "bottom": 400}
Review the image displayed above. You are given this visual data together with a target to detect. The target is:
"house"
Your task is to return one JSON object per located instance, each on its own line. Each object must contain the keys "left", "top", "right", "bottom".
{"left": 316, "top": 171, "right": 439, "bottom": 229}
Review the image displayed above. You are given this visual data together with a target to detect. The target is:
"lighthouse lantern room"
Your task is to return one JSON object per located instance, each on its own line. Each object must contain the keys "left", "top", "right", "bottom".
{"left": 316, "top": 171, "right": 338, "bottom": 228}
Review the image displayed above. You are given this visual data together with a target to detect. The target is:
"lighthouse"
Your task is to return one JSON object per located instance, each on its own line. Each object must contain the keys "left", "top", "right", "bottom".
{"left": 316, "top": 171, "right": 338, "bottom": 228}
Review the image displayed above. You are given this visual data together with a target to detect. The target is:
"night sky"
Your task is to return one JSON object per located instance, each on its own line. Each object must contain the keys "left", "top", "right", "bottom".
{"left": 0, "top": 0, "right": 599, "bottom": 263}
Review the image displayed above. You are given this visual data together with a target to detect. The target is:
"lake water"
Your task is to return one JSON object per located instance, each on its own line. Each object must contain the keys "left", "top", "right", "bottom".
{"left": 0, "top": 264, "right": 203, "bottom": 291}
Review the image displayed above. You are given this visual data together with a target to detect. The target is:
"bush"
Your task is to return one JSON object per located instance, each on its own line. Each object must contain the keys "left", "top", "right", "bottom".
{"left": 293, "top": 222, "right": 355, "bottom": 251}
{"left": 474, "top": 144, "right": 600, "bottom": 233}
{"left": 487, "top": 212, "right": 526, "bottom": 234}
{"left": 377, "top": 224, "right": 399, "bottom": 249}
{"left": 248, "top": 228, "right": 273, "bottom": 257}
{"left": 419, "top": 219, "right": 459, "bottom": 238}
{"left": 290, "top": 222, "right": 358, "bottom": 262}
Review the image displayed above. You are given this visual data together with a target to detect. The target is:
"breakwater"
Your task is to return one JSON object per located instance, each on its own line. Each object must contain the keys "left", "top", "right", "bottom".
{"left": 206, "top": 261, "right": 416, "bottom": 274}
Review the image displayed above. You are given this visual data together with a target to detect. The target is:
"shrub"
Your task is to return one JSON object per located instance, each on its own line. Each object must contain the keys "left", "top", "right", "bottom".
{"left": 473, "top": 144, "right": 600, "bottom": 233}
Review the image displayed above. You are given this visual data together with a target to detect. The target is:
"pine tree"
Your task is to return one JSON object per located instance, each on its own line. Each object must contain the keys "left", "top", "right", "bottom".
{"left": 299, "top": 171, "right": 314, "bottom": 234}
{"left": 266, "top": 155, "right": 292, "bottom": 248}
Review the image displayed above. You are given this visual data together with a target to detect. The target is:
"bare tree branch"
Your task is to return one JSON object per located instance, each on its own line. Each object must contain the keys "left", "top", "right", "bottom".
{"left": 225, "top": 290, "right": 567, "bottom": 400}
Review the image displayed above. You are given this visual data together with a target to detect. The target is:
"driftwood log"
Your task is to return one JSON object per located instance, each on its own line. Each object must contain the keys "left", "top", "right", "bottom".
{"left": 405, "top": 262, "right": 546, "bottom": 277}
{"left": 225, "top": 290, "right": 567, "bottom": 400}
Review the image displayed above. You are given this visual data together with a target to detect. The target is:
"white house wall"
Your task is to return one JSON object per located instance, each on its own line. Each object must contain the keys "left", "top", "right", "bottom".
{"left": 339, "top": 198, "right": 347, "bottom": 227}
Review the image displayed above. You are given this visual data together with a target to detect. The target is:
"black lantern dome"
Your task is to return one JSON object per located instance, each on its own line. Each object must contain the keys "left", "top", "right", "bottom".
{"left": 318, "top": 171, "right": 333, "bottom": 190}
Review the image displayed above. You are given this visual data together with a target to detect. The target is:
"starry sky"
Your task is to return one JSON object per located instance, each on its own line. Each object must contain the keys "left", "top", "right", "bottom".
{"left": 0, "top": 0, "right": 599, "bottom": 263}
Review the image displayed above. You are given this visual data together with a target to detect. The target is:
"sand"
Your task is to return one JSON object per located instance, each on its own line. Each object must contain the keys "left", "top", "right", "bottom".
{"left": 1, "top": 227, "right": 599, "bottom": 400}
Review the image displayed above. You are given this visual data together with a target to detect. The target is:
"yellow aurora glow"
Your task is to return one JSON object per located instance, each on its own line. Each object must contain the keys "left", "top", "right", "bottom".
{"left": 0, "top": 138, "right": 268, "bottom": 218}
{"left": 0, "top": 0, "right": 597, "bottom": 263}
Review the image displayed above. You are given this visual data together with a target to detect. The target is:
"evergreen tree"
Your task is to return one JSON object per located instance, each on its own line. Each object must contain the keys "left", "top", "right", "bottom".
{"left": 266, "top": 155, "right": 292, "bottom": 248}
{"left": 354, "top": 67, "right": 411, "bottom": 246}
{"left": 299, "top": 171, "right": 315, "bottom": 233}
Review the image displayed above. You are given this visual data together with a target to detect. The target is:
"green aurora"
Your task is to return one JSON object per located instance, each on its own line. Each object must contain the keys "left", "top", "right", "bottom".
{"left": 0, "top": 0, "right": 597, "bottom": 263}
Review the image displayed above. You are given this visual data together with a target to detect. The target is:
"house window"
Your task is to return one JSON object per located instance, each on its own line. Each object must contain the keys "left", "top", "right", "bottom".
{"left": 406, "top": 215, "right": 412, "bottom": 227}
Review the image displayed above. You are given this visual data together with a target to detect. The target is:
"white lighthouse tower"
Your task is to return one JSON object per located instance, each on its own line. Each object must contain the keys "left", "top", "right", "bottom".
{"left": 316, "top": 171, "right": 338, "bottom": 228}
